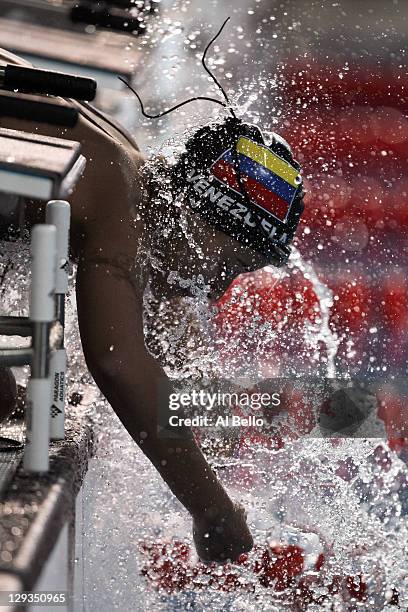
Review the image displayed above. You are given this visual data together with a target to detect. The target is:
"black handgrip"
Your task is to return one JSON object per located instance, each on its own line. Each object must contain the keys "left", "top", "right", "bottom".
{"left": 85, "top": 0, "right": 140, "bottom": 7}
{"left": 3, "top": 65, "right": 97, "bottom": 101}
{"left": 71, "top": 3, "right": 146, "bottom": 34}
{"left": 86, "top": 0, "right": 159, "bottom": 8}
{"left": 0, "top": 95, "right": 78, "bottom": 127}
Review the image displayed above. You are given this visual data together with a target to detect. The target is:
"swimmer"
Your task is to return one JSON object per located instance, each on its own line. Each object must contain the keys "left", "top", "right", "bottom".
{"left": 0, "top": 47, "right": 304, "bottom": 563}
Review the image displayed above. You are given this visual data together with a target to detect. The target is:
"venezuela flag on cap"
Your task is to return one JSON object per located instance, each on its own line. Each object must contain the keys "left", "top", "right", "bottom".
{"left": 211, "top": 136, "right": 301, "bottom": 221}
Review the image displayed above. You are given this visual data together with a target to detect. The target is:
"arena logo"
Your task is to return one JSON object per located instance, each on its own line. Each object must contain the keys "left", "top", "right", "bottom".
{"left": 186, "top": 168, "right": 283, "bottom": 240}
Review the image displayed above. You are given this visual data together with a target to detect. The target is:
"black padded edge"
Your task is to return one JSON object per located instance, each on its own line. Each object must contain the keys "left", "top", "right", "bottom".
{"left": 0, "top": 409, "right": 94, "bottom": 589}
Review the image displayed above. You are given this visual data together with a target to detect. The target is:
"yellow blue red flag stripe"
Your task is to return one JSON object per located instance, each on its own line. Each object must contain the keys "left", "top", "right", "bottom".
{"left": 236, "top": 136, "right": 300, "bottom": 187}
{"left": 210, "top": 135, "right": 301, "bottom": 221}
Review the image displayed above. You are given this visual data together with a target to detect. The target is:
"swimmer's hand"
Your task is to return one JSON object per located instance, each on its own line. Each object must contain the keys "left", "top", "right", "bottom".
{"left": 193, "top": 503, "right": 253, "bottom": 564}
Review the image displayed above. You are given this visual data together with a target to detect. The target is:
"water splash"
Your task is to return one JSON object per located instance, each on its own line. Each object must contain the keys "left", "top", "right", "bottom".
{"left": 286, "top": 247, "right": 341, "bottom": 379}
{"left": 1, "top": 18, "right": 407, "bottom": 605}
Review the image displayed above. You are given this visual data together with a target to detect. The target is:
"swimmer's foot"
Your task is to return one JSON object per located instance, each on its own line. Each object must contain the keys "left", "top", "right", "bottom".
{"left": 193, "top": 503, "right": 253, "bottom": 564}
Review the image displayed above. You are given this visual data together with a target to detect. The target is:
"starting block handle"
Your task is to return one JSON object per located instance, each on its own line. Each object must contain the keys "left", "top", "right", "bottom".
{"left": 46, "top": 200, "right": 70, "bottom": 296}
{"left": 29, "top": 225, "right": 57, "bottom": 323}
{"left": 46, "top": 201, "right": 70, "bottom": 441}
{"left": 49, "top": 348, "right": 67, "bottom": 441}
{"left": 23, "top": 378, "right": 52, "bottom": 473}
{"left": 24, "top": 225, "right": 57, "bottom": 473}
{"left": 0, "top": 64, "right": 97, "bottom": 101}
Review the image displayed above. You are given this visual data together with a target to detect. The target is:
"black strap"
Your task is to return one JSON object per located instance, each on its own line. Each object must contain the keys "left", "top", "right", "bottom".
{"left": 3, "top": 65, "right": 96, "bottom": 102}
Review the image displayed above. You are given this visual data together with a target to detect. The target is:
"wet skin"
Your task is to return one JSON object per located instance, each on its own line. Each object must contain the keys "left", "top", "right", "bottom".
{"left": 0, "top": 50, "right": 272, "bottom": 562}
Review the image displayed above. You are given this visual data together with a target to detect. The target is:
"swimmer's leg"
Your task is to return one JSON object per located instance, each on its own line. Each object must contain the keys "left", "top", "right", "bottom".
{"left": 75, "top": 252, "right": 253, "bottom": 563}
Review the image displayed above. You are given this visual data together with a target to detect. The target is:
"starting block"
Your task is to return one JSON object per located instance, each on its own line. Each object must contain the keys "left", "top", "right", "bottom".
{"left": 0, "top": 127, "right": 85, "bottom": 472}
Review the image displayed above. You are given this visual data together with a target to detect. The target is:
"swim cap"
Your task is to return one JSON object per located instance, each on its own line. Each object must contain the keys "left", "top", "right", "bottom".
{"left": 171, "top": 117, "right": 305, "bottom": 267}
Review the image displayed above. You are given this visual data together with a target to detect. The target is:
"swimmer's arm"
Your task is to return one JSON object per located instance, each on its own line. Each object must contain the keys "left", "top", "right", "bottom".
{"left": 75, "top": 256, "right": 235, "bottom": 521}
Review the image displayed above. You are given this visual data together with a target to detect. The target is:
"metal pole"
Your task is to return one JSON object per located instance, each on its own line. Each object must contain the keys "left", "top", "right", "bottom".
{"left": 46, "top": 200, "right": 70, "bottom": 441}
{"left": 23, "top": 224, "right": 56, "bottom": 473}
{"left": 0, "top": 316, "right": 31, "bottom": 337}
{"left": 0, "top": 348, "right": 32, "bottom": 367}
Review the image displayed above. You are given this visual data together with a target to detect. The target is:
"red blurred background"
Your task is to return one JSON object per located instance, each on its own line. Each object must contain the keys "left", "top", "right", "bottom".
{"left": 215, "top": 59, "right": 408, "bottom": 447}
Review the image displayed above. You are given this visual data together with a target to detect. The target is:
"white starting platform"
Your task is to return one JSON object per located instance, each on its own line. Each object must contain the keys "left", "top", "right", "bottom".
{"left": 0, "top": 123, "right": 94, "bottom": 611}
{"left": 0, "top": 126, "right": 86, "bottom": 472}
